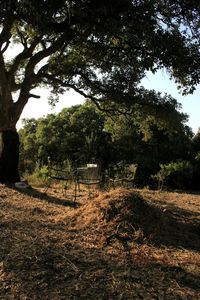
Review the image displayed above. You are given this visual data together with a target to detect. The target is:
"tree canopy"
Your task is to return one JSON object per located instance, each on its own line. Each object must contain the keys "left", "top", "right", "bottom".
{"left": 1, "top": 0, "right": 200, "bottom": 131}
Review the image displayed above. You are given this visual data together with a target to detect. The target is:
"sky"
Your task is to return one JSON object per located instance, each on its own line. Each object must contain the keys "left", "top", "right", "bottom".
{"left": 141, "top": 70, "right": 200, "bottom": 134}
{"left": 17, "top": 70, "right": 200, "bottom": 134}
{"left": 17, "top": 88, "right": 85, "bottom": 129}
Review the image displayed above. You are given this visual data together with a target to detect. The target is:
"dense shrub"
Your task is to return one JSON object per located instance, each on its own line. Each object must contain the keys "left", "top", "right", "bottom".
{"left": 152, "top": 160, "right": 194, "bottom": 190}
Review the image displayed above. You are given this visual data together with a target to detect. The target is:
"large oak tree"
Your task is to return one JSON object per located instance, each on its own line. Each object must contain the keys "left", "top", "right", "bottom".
{"left": 0, "top": 0, "right": 200, "bottom": 182}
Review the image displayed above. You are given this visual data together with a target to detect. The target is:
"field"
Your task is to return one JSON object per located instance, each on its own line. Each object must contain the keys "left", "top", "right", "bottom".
{"left": 0, "top": 184, "right": 200, "bottom": 299}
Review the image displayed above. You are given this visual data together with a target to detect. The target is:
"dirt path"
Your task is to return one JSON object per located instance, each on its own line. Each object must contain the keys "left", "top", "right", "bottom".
{"left": 0, "top": 184, "right": 199, "bottom": 299}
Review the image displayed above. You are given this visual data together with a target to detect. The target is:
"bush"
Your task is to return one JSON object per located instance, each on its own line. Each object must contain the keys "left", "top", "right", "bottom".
{"left": 152, "top": 160, "right": 194, "bottom": 190}
{"left": 24, "top": 165, "right": 49, "bottom": 187}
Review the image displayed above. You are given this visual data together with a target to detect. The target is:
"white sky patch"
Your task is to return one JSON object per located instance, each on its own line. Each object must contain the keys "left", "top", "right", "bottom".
{"left": 16, "top": 88, "right": 85, "bottom": 129}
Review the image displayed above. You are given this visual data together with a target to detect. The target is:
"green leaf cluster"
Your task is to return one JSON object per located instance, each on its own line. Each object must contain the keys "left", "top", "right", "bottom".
{"left": 19, "top": 98, "right": 196, "bottom": 189}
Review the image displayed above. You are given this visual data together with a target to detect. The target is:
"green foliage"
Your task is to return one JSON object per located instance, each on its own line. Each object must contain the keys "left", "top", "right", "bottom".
{"left": 24, "top": 165, "right": 49, "bottom": 187}
{"left": 19, "top": 103, "right": 112, "bottom": 172}
{"left": 37, "top": 165, "right": 49, "bottom": 179}
{"left": 2, "top": 0, "right": 200, "bottom": 123}
{"left": 152, "top": 160, "right": 194, "bottom": 190}
{"left": 103, "top": 93, "right": 193, "bottom": 186}
{"left": 19, "top": 118, "right": 40, "bottom": 173}
{"left": 192, "top": 129, "right": 200, "bottom": 153}
{"left": 19, "top": 100, "right": 196, "bottom": 190}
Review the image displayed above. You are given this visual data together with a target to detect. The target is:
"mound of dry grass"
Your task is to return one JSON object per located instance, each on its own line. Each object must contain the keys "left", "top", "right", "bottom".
{"left": 73, "top": 188, "right": 200, "bottom": 250}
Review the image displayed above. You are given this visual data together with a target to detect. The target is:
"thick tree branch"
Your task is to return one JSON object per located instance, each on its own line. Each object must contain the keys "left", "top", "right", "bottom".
{"left": 0, "top": 53, "right": 7, "bottom": 85}
{"left": 8, "top": 35, "right": 43, "bottom": 79}
{"left": 0, "top": 17, "right": 13, "bottom": 49}
{"left": 1, "top": 40, "right": 10, "bottom": 53}
{"left": 13, "top": 31, "right": 74, "bottom": 122}
{"left": 29, "top": 93, "right": 40, "bottom": 99}
{"left": 41, "top": 73, "right": 132, "bottom": 116}
{"left": 16, "top": 26, "right": 28, "bottom": 49}
{"left": 25, "top": 32, "right": 73, "bottom": 77}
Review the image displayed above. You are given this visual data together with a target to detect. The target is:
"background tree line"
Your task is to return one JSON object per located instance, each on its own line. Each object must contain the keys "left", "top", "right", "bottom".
{"left": 19, "top": 95, "right": 200, "bottom": 191}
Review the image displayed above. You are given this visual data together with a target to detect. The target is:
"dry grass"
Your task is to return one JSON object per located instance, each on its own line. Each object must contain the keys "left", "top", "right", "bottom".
{"left": 0, "top": 184, "right": 199, "bottom": 299}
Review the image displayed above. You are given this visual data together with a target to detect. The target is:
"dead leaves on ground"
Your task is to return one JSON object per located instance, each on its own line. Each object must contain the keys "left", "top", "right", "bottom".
{"left": 0, "top": 184, "right": 199, "bottom": 299}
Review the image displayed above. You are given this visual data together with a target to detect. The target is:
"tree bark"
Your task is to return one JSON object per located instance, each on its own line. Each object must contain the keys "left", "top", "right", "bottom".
{"left": 0, "top": 129, "right": 20, "bottom": 183}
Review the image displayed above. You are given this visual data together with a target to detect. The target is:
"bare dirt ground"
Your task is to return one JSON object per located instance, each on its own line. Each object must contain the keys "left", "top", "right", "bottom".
{"left": 0, "top": 184, "right": 199, "bottom": 299}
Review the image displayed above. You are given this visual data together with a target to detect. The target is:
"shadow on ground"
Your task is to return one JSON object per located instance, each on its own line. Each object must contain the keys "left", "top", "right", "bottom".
{"left": 1, "top": 217, "right": 200, "bottom": 299}
{"left": 0, "top": 186, "right": 199, "bottom": 299}
{"left": 11, "top": 185, "right": 79, "bottom": 208}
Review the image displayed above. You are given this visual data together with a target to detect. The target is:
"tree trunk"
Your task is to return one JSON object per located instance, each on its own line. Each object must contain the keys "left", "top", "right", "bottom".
{"left": 0, "top": 129, "right": 20, "bottom": 183}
